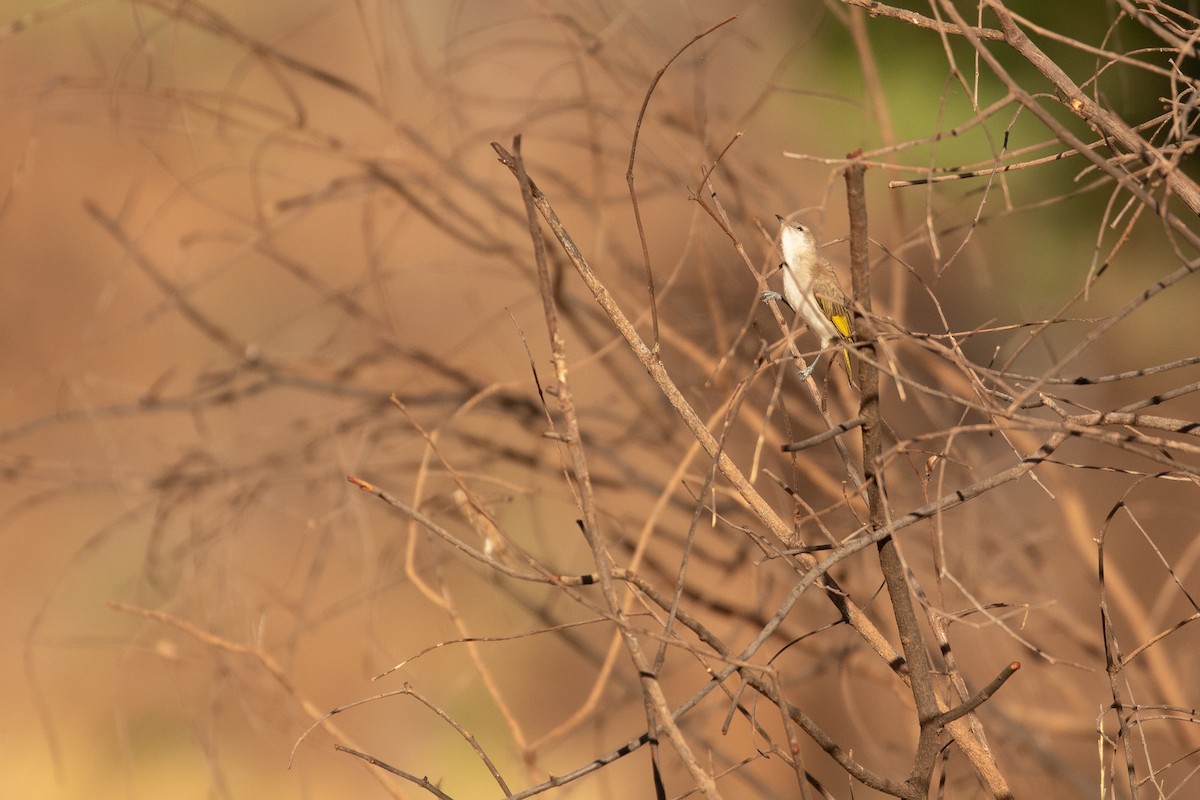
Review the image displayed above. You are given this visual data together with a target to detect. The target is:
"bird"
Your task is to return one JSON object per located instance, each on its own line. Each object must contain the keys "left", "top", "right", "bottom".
{"left": 763, "top": 214, "right": 855, "bottom": 381}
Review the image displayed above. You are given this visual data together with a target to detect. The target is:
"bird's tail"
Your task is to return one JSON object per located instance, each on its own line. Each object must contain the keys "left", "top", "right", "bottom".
{"left": 839, "top": 346, "right": 856, "bottom": 387}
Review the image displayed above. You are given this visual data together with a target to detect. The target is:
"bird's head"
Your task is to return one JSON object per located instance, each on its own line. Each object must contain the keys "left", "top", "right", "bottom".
{"left": 776, "top": 214, "right": 819, "bottom": 266}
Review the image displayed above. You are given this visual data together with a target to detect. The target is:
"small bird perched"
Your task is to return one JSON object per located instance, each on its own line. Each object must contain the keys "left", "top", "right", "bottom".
{"left": 763, "top": 214, "right": 855, "bottom": 381}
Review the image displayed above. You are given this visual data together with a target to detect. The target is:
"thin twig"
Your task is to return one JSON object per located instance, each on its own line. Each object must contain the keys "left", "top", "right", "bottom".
{"left": 626, "top": 15, "right": 737, "bottom": 355}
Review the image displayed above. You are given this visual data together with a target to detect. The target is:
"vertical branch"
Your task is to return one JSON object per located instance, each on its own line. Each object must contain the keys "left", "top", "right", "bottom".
{"left": 844, "top": 161, "right": 940, "bottom": 792}
{"left": 510, "top": 137, "right": 721, "bottom": 800}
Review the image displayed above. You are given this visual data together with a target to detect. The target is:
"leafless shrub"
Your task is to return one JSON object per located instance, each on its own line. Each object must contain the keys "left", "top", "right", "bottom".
{"left": 5, "top": 1, "right": 1200, "bottom": 798}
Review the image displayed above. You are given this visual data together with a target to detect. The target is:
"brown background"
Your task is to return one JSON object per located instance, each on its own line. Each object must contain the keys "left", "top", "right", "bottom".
{"left": 1, "top": 1, "right": 1196, "bottom": 798}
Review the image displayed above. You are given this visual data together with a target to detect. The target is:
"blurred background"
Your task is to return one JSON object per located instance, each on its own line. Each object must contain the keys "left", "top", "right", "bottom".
{"left": 2, "top": 1, "right": 1198, "bottom": 797}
